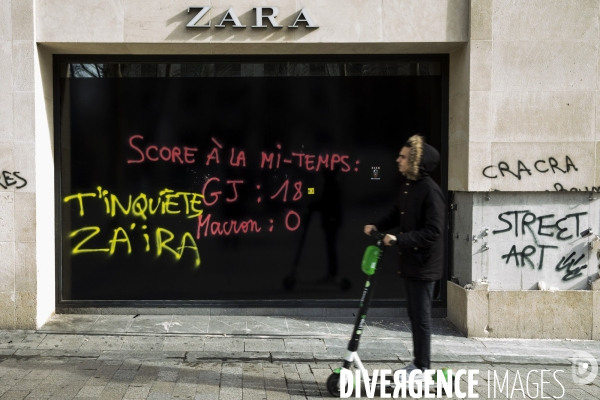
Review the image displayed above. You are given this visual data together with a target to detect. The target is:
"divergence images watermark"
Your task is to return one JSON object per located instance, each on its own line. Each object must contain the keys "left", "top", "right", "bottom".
{"left": 571, "top": 351, "right": 598, "bottom": 385}
{"left": 339, "top": 352, "right": 598, "bottom": 399}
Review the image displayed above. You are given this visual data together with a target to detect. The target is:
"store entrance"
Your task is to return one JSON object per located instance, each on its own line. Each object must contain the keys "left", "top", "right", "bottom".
{"left": 57, "top": 56, "right": 448, "bottom": 307}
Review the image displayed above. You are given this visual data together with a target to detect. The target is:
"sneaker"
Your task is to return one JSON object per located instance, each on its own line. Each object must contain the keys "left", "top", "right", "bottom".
{"left": 394, "top": 363, "right": 424, "bottom": 382}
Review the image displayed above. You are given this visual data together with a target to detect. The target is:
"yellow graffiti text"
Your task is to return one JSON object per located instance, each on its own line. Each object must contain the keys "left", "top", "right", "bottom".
{"left": 69, "top": 225, "right": 200, "bottom": 267}
{"left": 63, "top": 188, "right": 204, "bottom": 220}
{"left": 64, "top": 193, "right": 97, "bottom": 216}
{"left": 156, "top": 228, "right": 200, "bottom": 267}
{"left": 70, "top": 226, "right": 109, "bottom": 254}
{"left": 109, "top": 227, "right": 132, "bottom": 255}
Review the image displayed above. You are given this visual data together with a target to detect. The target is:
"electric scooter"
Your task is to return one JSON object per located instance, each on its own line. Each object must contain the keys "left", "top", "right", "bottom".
{"left": 326, "top": 230, "right": 453, "bottom": 397}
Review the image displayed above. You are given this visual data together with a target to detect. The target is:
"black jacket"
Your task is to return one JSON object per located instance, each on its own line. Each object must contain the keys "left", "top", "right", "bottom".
{"left": 373, "top": 137, "right": 445, "bottom": 281}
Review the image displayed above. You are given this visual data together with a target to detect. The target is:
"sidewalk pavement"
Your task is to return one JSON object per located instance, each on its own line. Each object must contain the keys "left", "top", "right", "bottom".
{"left": 0, "top": 314, "right": 599, "bottom": 399}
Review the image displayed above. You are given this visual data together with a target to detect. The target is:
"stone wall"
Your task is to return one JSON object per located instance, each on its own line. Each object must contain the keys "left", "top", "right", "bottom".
{"left": 449, "top": 0, "right": 600, "bottom": 192}
{"left": 452, "top": 192, "right": 600, "bottom": 290}
{"left": 446, "top": 4, "right": 600, "bottom": 338}
{"left": 35, "top": 0, "right": 469, "bottom": 49}
{"left": 0, "top": 0, "right": 471, "bottom": 329}
{"left": 0, "top": 0, "right": 37, "bottom": 329}
{"left": 448, "top": 281, "right": 600, "bottom": 339}
{"left": 1, "top": 0, "right": 599, "bottom": 333}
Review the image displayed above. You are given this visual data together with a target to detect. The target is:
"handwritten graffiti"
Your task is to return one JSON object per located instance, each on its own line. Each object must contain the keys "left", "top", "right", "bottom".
{"left": 270, "top": 180, "right": 302, "bottom": 202}
{"left": 127, "top": 135, "right": 361, "bottom": 173}
{"left": 552, "top": 183, "right": 600, "bottom": 192}
{"left": 197, "top": 214, "right": 261, "bottom": 239}
{"left": 65, "top": 187, "right": 204, "bottom": 267}
{"left": 67, "top": 136, "right": 360, "bottom": 268}
{"left": 128, "top": 135, "right": 198, "bottom": 164}
{"left": 0, "top": 171, "right": 27, "bottom": 189}
{"left": 64, "top": 187, "right": 204, "bottom": 219}
{"left": 493, "top": 210, "right": 586, "bottom": 241}
{"left": 201, "top": 178, "right": 302, "bottom": 206}
{"left": 65, "top": 183, "right": 306, "bottom": 265}
{"left": 482, "top": 156, "right": 577, "bottom": 180}
{"left": 70, "top": 225, "right": 201, "bottom": 267}
{"left": 260, "top": 150, "right": 351, "bottom": 172}
{"left": 555, "top": 251, "right": 587, "bottom": 281}
{"left": 501, "top": 244, "right": 558, "bottom": 270}
{"left": 493, "top": 210, "right": 589, "bottom": 281}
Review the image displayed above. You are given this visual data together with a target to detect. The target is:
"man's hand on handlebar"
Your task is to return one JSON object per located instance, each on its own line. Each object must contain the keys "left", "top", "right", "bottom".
{"left": 364, "top": 225, "right": 397, "bottom": 246}
{"left": 364, "top": 224, "right": 376, "bottom": 236}
{"left": 383, "top": 234, "right": 397, "bottom": 246}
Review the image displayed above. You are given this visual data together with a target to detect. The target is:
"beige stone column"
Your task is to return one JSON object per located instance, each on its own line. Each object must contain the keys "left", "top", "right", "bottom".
{"left": 448, "top": 0, "right": 493, "bottom": 191}
{"left": 473, "top": 0, "right": 598, "bottom": 192}
{"left": 0, "top": 0, "right": 37, "bottom": 329}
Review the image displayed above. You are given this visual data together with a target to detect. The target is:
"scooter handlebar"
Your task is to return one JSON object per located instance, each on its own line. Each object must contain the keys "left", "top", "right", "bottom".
{"left": 369, "top": 229, "right": 397, "bottom": 245}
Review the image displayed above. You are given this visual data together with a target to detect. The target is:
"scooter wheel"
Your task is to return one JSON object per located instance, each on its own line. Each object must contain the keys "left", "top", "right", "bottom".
{"left": 326, "top": 372, "right": 341, "bottom": 397}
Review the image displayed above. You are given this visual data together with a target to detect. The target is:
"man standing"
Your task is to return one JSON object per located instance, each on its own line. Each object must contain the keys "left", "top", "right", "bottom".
{"left": 364, "top": 134, "right": 445, "bottom": 376}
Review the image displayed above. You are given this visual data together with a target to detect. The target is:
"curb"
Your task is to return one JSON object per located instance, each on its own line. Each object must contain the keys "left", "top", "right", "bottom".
{"left": 0, "top": 349, "right": 576, "bottom": 366}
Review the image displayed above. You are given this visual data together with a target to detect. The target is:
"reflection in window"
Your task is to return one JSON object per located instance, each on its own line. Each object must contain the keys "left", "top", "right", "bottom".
{"left": 64, "top": 61, "right": 442, "bottom": 78}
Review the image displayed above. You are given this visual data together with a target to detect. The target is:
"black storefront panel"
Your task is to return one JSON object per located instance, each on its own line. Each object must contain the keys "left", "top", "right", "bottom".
{"left": 57, "top": 58, "right": 446, "bottom": 304}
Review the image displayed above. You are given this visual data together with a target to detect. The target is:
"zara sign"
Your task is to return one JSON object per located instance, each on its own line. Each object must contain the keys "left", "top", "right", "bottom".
{"left": 186, "top": 7, "right": 318, "bottom": 29}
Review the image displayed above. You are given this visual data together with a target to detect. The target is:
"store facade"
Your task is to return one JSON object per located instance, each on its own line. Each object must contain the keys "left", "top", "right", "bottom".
{"left": 1, "top": 0, "right": 599, "bottom": 339}
{"left": 56, "top": 55, "right": 449, "bottom": 306}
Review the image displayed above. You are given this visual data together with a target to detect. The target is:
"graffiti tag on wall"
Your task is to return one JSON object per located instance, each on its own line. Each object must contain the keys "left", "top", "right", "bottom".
{"left": 0, "top": 171, "right": 27, "bottom": 189}
{"left": 65, "top": 135, "right": 361, "bottom": 268}
{"left": 482, "top": 156, "right": 577, "bottom": 180}
{"left": 482, "top": 156, "right": 599, "bottom": 192}
{"left": 492, "top": 210, "right": 588, "bottom": 281}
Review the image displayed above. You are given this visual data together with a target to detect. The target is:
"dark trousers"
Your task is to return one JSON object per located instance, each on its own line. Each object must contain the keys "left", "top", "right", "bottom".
{"left": 405, "top": 278, "right": 435, "bottom": 370}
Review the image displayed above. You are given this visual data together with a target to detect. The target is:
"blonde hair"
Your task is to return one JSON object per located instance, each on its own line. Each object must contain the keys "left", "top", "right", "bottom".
{"left": 402, "top": 134, "right": 424, "bottom": 180}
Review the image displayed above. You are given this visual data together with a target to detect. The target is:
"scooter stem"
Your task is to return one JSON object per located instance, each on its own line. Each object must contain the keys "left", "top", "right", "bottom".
{"left": 343, "top": 238, "right": 386, "bottom": 367}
